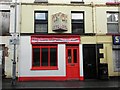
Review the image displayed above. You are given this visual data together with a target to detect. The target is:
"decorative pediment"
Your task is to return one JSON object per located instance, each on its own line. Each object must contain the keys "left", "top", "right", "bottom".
{"left": 52, "top": 12, "right": 68, "bottom": 32}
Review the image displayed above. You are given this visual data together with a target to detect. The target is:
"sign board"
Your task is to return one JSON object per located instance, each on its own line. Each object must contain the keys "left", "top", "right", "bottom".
{"left": 113, "top": 36, "right": 120, "bottom": 45}
{"left": 9, "top": 33, "right": 19, "bottom": 45}
{"left": 31, "top": 35, "right": 80, "bottom": 44}
{"left": 52, "top": 12, "right": 68, "bottom": 32}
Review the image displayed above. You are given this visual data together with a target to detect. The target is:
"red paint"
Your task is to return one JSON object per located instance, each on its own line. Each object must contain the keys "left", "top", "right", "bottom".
{"left": 79, "top": 76, "right": 84, "bottom": 80}
{"left": 18, "top": 76, "right": 67, "bottom": 81}
{"left": 31, "top": 67, "right": 58, "bottom": 70}
{"left": 66, "top": 46, "right": 80, "bottom": 80}
{"left": 18, "top": 76, "right": 84, "bottom": 81}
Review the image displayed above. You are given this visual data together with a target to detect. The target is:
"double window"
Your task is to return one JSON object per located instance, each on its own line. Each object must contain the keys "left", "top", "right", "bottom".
{"left": 71, "top": 12, "right": 84, "bottom": 34}
{"left": 107, "top": 12, "right": 119, "bottom": 33}
{"left": 34, "top": 11, "right": 48, "bottom": 34}
{"left": 32, "top": 45, "right": 58, "bottom": 70}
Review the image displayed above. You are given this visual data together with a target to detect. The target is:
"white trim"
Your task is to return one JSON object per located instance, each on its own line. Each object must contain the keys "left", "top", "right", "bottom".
{"left": 79, "top": 44, "right": 84, "bottom": 77}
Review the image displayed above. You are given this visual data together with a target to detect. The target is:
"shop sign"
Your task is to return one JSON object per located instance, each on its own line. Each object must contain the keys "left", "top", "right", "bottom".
{"left": 113, "top": 36, "right": 120, "bottom": 45}
{"left": 31, "top": 36, "right": 80, "bottom": 44}
{"left": 52, "top": 12, "right": 68, "bottom": 31}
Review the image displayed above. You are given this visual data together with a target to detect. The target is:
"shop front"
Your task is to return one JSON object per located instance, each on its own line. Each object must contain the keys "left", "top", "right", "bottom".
{"left": 18, "top": 35, "right": 84, "bottom": 81}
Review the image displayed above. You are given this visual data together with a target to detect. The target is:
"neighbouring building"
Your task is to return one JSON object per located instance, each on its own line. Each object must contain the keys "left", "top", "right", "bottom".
{"left": 0, "top": 0, "right": 120, "bottom": 81}
{"left": 0, "top": 0, "right": 20, "bottom": 78}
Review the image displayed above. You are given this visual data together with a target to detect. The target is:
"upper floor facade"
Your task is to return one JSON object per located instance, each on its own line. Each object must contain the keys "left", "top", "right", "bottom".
{"left": 0, "top": 0, "right": 120, "bottom": 36}
{"left": 19, "top": 3, "right": 119, "bottom": 35}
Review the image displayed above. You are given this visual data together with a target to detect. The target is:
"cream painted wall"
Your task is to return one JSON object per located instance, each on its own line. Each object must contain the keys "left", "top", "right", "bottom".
{"left": 21, "top": 5, "right": 93, "bottom": 33}
{"left": 95, "top": 7, "right": 119, "bottom": 34}
{"left": 21, "top": 5, "right": 119, "bottom": 34}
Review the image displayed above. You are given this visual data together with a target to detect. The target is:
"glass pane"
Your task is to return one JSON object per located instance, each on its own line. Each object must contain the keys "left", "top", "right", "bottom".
{"left": 0, "top": 11, "right": 10, "bottom": 35}
{"left": 72, "top": 13, "right": 83, "bottom": 20}
{"left": 73, "top": 49, "right": 77, "bottom": 63}
{"left": 107, "top": 13, "right": 118, "bottom": 22}
{"left": 113, "top": 50, "right": 120, "bottom": 72}
{"left": 50, "top": 48, "right": 57, "bottom": 66}
{"left": 68, "top": 49, "right": 72, "bottom": 63}
{"left": 35, "top": 13, "right": 46, "bottom": 20}
{"left": 72, "top": 23, "right": 84, "bottom": 34}
{"left": 107, "top": 23, "right": 119, "bottom": 33}
{"left": 35, "top": 24, "right": 47, "bottom": 33}
{"left": 33, "top": 48, "right": 40, "bottom": 66}
{"left": 41, "top": 48, "right": 48, "bottom": 66}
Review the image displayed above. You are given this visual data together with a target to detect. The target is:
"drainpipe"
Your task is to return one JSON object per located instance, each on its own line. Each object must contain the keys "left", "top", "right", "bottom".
{"left": 12, "top": 0, "right": 17, "bottom": 86}
{"left": 91, "top": 2, "right": 94, "bottom": 33}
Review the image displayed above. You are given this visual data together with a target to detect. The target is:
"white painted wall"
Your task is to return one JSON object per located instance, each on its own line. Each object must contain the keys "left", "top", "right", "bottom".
{"left": 0, "top": 36, "right": 16, "bottom": 78}
{"left": 79, "top": 44, "right": 84, "bottom": 77}
{"left": 19, "top": 36, "right": 66, "bottom": 77}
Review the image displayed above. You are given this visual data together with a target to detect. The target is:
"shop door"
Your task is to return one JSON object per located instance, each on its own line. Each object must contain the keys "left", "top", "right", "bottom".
{"left": 66, "top": 46, "right": 79, "bottom": 80}
{"left": 83, "top": 44, "right": 97, "bottom": 79}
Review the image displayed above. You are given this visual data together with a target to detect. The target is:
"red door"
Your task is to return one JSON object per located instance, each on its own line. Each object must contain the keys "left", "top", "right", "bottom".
{"left": 66, "top": 46, "right": 79, "bottom": 80}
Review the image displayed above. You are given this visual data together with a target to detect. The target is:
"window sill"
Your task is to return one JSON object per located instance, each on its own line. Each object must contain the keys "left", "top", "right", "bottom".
{"left": 31, "top": 66, "right": 58, "bottom": 70}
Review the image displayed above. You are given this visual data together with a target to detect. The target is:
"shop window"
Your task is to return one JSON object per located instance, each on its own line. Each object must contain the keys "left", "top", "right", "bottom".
{"left": 112, "top": 45, "right": 120, "bottom": 72}
{"left": 71, "top": 12, "right": 84, "bottom": 34}
{"left": 107, "top": 12, "right": 119, "bottom": 33}
{"left": 32, "top": 45, "right": 58, "bottom": 70}
{"left": 34, "top": 11, "right": 48, "bottom": 34}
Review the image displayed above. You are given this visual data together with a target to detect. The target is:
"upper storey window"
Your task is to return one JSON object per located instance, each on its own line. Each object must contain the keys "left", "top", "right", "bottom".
{"left": 107, "top": 12, "right": 119, "bottom": 34}
{"left": 71, "top": 12, "right": 84, "bottom": 34}
{"left": 34, "top": 11, "right": 48, "bottom": 34}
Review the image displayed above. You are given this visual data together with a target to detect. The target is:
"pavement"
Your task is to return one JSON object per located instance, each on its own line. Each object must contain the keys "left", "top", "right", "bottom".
{"left": 1, "top": 77, "right": 120, "bottom": 90}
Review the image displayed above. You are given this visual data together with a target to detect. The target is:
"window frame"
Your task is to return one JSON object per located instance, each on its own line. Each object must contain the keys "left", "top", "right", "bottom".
{"left": 31, "top": 45, "right": 58, "bottom": 70}
{"left": 71, "top": 11, "right": 84, "bottom": 34}
{"left": 107, "top": 12, "right": 119, "bottom": 34}
{"left": 34, "top": 11, "right": 48, "bottom": 34}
